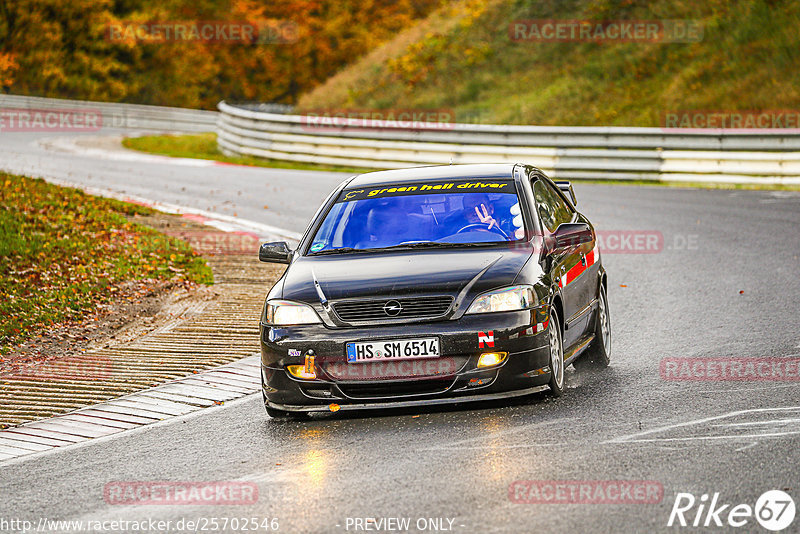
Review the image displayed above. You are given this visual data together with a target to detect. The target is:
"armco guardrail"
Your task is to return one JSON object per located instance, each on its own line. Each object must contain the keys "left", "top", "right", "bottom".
{"left": 1, "top": 94, "right": 217, "bottom": 133}
{"left": 217, "top": 101, "right": 800, "bottom": 184}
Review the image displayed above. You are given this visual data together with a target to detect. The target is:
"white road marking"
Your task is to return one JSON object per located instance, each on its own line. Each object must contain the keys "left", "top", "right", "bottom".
{"left": 606, "top": 406, "right": 800, "bottom": 444}
{"left": 421, "top": 443, "right": 567, "bottom": 451}
{"left": 698, "top": 383, "right": 800, "bottom": 393}
{"left": 713, "top": 417, "right": 800, "bottom": 427}
{"left": 608, "top": 431, "right": 800, "bottom": 443}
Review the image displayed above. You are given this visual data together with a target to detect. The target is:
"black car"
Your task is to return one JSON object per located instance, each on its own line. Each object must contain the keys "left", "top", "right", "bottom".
{"left": 257, "top": 164, "right": 610, "bottom": 418}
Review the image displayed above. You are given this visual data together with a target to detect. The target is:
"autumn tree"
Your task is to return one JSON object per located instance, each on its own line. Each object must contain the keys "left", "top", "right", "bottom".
{"left": 0, "top": 0, "right": 444, "bottom": 108}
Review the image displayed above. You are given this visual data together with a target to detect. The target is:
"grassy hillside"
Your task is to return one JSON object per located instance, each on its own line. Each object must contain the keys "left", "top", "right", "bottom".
{"left": 297, "top": 0, "right": 800, "bottom": 126}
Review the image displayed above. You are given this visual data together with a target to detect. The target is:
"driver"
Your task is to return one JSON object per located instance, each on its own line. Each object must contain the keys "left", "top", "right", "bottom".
{"left": 462, "top": 193, "right": 498, "bottom": 231}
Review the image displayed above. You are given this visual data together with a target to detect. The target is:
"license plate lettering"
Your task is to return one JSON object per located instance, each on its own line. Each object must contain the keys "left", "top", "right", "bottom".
{"left": 347, "top": 338, "right": 440, "bottom": 363}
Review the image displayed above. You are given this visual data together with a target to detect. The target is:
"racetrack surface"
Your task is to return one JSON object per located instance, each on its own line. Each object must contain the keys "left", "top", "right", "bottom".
{"left": 2, "top": 130, "right": 800, "bottom": 532}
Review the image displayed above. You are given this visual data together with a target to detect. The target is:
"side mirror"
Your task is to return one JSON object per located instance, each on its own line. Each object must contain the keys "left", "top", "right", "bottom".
{"left": 259, "top": 242, "right": 292, "bottom": 264}
{"left": 552, "top": 223, "right": 593, "bottom": 252}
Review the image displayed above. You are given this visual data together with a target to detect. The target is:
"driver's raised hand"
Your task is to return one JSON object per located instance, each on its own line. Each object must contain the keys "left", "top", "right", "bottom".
{"left": 474, "top": 204, "right": 497, "bottom": 230}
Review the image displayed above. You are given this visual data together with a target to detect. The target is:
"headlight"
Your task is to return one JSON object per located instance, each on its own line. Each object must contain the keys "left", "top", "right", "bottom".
{"left": 466, "top": 285, "right": 535, "bottom": 314}
{"left": 265, "top": 300, "right": 322, "bottom": 325}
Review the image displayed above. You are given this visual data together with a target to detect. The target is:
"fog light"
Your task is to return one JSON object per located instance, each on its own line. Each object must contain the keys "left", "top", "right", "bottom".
{"left": 477, "top": 352, "right": 508, "bottom": 369}
{"left": 287, "top": 353, "right": 317, "bottom": 380}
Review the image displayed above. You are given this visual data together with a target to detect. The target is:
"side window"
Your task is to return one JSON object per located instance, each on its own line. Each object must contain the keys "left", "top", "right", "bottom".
{"left": 532, "top": 178, "right": 573, "bottom": 233}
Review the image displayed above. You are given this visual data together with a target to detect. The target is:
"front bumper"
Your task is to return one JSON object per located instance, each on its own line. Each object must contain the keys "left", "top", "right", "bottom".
{"left": 260, "top": 309, "right": 552, "bottom": 411}
{"left": 267, "top": 385, "right": 551, "bottom": 413}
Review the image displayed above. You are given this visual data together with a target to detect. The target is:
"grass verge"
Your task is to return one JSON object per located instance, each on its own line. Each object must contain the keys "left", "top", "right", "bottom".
{"left": 0, "top": 173, "right": 212, "bottom": 354}
{"left": 122, "top": 133, "right": 371, "bottom": 174}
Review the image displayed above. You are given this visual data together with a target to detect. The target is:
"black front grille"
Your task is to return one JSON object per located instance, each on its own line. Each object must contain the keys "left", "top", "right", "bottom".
{"left": 337, "top": 379, "right": 452, "bottom": 399}
{"left": 332, "top": 296, "right": 453, "bottom": 322}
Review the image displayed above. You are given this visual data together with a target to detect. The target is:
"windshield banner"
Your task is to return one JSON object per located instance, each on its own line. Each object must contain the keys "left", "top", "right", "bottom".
{"left": 337, "top": 180, "right": 516, "bottom": 202}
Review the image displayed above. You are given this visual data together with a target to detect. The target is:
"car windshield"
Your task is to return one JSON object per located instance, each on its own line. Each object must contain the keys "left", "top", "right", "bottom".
{"left": 308, "top": 179, "right": 526, "bottom": 253}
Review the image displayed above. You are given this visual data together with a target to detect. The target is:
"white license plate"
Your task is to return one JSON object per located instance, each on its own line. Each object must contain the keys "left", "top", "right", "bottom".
{"left": 346, "top": 338, "right": 440, "bottom": 363}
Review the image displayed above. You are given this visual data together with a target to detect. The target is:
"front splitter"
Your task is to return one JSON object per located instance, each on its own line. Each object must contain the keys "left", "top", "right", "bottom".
{"left": 267, "top": 384, "right": 551, "bottom": 412}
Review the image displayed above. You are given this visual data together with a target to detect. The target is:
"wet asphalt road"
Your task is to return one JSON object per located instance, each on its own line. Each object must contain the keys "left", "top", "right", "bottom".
{"left": 2, "top": 131, "right": 800, "bottom": 533}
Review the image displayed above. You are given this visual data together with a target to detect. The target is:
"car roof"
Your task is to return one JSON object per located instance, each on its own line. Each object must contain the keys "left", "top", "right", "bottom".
{"left": 346, "top": 164, "right": 519, "bottom": 188}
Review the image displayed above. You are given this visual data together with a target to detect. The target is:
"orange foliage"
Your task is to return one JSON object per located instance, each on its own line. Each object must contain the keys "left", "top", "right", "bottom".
{"left": 0, "top": 51, "right": 15, "bottom": 87}
{"left": 0, "top": 0, "right": 444, "bottom": 108}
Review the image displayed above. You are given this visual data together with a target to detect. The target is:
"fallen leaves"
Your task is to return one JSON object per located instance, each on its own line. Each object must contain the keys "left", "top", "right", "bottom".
{"left": 0, "top": 173, "right": 212, "bottom": 354}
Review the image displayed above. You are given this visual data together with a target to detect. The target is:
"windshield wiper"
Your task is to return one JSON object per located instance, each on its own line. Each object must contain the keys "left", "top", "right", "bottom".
{"left": 309, "top": 247, "right": 359, "bottom": 255}
{"left": 371, "top": 241, "right": 492, "bottom": 251}
{"left": 309, "top": 241, "right": 496, "bottom": 256}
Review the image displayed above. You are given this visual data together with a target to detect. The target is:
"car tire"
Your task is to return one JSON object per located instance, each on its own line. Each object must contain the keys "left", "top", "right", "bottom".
{"left": 574, "top": 284, "right": 611, "bottom": 370}
{"left": 547, "top": 309, "right": 565, "bottom": 397}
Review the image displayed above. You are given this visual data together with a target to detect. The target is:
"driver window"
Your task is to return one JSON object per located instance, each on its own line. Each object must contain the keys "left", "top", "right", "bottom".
{"left": 532, "top": 179, "right": 573, "bottom": 233}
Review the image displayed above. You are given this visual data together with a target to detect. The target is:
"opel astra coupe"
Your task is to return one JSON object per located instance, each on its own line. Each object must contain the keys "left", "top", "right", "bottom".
{"left": 258, "top": 163, "right": 610, "bottom": 418}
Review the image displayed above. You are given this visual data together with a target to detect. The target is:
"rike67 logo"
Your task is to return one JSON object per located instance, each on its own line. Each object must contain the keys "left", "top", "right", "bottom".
{"left": 668, "top": 490, "right": 795, "bottom": 531}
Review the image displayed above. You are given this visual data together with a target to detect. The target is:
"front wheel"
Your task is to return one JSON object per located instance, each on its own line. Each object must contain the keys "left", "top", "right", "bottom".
{"left": 547, "top": 310, "right": 565, "bottom": 397}
{"left": 574, "top": 285, "right": 611, "bottom": 370}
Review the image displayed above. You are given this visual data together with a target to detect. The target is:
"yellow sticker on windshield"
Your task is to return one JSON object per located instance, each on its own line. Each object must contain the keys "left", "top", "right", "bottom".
{"left": 338, "top": 180, "right": 513, "bottom": 202}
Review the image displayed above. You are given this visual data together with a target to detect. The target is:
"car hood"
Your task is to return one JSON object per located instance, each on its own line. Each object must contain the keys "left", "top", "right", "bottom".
{"left": 280, "top": 246, "right": 536, "bottom": 306}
